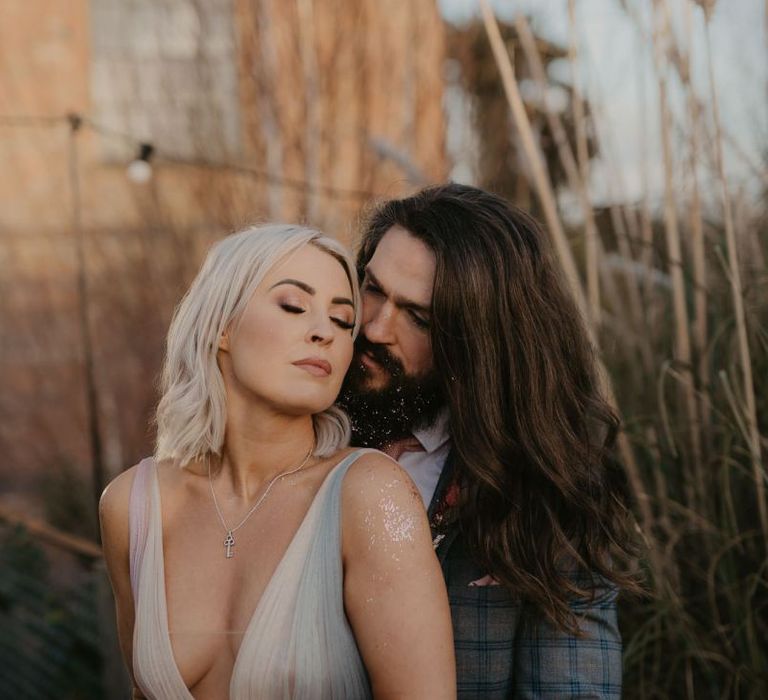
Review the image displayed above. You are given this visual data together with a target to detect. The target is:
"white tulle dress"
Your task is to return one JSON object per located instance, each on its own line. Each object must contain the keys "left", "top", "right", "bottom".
{"left": 128, "top": 451, "right": 373, "bottom": 699}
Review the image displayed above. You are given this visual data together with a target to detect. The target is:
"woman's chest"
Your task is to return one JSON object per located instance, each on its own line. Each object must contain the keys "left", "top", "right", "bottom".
{"left": 158, "top": 504, "right": 311, "bottom": 688}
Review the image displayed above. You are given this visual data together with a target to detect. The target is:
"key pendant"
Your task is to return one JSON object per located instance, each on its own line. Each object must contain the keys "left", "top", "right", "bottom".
{"left": 224, "top": 531, "right": 235, "bottom": 559}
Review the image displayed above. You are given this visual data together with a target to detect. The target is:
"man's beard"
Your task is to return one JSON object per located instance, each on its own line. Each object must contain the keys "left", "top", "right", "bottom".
{"left": 337, "top": 335, "right": 446, "bottom": 449}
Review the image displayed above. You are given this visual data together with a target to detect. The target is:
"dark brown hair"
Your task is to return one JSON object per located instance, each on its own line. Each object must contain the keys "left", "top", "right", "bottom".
{"left": 357, "top": 183, "right": 638, "bottom": 632}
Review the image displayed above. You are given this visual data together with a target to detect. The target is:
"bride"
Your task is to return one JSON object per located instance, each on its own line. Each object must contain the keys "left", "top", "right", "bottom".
{"left": 99, "top": 224, "right": 455, "bottom": 699}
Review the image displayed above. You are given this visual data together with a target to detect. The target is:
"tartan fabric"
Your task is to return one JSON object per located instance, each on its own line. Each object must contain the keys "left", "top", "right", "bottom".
{"left": 428, "top": 456, "right": 623, "bottom": 699}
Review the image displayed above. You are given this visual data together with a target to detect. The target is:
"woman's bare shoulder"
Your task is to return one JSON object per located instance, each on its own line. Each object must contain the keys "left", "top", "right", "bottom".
{"left": 98, "top": 461, "right": 150, "bottom": 561}
{"left": 100, "top": 457, "right": 186, "bottom": 520}
{"left": 341, "top": 449, "right": 424, "bottom": 513}
{"left": 99, "top": 462, "right": 142, "bottom": 524}
{"left": 339, "top": 449, "right": 435, "bottom": 582}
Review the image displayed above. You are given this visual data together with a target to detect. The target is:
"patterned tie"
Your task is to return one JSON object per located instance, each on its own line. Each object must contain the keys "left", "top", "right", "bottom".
{"left": 382, "top": 435, "right": 425, "bottom": 461}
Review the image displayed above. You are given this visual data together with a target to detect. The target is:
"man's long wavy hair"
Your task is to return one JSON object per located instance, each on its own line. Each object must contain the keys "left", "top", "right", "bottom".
{"left": 357, "top": 183, "right": 638, "bottom": 633}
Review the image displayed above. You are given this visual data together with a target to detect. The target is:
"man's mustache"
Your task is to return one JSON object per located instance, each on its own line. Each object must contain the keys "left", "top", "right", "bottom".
{"left": 353, "top": 336, "right": 405, "bottom": 377}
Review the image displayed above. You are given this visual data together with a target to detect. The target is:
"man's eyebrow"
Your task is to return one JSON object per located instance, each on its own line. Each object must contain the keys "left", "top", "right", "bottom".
{"left": 365, "top": 268, "right": 431, "bottom": 314}
{"left": 269, "top": 279, "right": 354, "bottom": 307}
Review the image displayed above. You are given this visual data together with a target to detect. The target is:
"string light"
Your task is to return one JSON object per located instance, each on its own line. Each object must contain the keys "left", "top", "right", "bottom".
{"left": 0, "top": 113, "right": 376, "bottom": 201}
{"left": 126, "top": 143, "right": 154, "bottom": 184}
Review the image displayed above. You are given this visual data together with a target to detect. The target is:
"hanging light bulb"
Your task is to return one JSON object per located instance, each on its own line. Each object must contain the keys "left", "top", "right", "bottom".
{"left": 126, "top": 143, "right": 154, "bottom": 183}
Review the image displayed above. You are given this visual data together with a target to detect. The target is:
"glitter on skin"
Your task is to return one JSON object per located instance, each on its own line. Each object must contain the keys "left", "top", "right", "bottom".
{"left": 363, "top": 509, "right": 378, "bottom": 551}
{"left": 360, "top": 475, "right": 420, "bottom": 551}
{"left": 378, "top": 495, "right": 415, "bottom": 543}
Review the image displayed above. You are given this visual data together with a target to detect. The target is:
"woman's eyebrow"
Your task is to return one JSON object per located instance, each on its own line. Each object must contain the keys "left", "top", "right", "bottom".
{"left": 269, "top": 279, "right": 353, "bottom": 307}
{"left": 270, "top": 278, "right": 315, "bottom": 294}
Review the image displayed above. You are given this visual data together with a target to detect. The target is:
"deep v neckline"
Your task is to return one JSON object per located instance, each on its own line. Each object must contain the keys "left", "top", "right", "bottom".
{"left": 150, "top": 453, "right": 353, "bottom": 696}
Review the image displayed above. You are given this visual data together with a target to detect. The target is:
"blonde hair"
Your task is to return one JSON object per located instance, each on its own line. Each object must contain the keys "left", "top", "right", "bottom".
{"left": 154, "top": 224, "right": 361, "bottom": 466}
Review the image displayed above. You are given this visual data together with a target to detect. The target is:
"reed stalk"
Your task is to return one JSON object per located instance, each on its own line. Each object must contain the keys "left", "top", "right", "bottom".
{"left": 701, "top": 8, "right": 768, "bottom": 545}
{"left": 477, "top": 0, "right": 584, "bottom": 314}
{"left": 513, "top": 15, "right": 625, "bottom": 327}
{"left": 567, "top": 0, "right": 601, "bottom": 326}
{"left": 633, "top": 21, "right": 658, "bottom": 317}
{"left": 512, "top": 15, "right": 582, "bottom": 205}
{"left": 680, "top": 0, "right": 712, "bottom": 447}
{"left": 650, "top": 0, "right": 703, "bottom": 507}
{"left": 582, "top": 77, "right": 655, "bottom": 377}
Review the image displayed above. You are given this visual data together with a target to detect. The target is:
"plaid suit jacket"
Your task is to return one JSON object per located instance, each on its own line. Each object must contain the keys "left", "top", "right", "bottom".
{"left": 427, "top": 454, "right": 622, "bottom": 699}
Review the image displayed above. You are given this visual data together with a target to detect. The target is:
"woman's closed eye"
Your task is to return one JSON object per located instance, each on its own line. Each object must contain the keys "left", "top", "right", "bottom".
{"left": 280, "top": 303, "right": 354, "bottom": 331}
{"left": 331, "top": 317, "right": 355, "bottom": 331}
{"left": 280, "top": 303, "right": 305, "bottom": 314}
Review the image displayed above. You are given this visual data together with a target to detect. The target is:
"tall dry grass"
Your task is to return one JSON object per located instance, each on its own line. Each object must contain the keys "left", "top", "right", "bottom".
{"left": 479, "top": 0, "right": 767, "bottom": 696}
{"left": 1, "top": 0, "right": 765, "bottom": 696}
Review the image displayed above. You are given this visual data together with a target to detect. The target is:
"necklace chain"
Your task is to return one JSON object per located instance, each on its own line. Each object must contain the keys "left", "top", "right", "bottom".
{"left": 208, "top": 447, "right": 313, "bottom": 558}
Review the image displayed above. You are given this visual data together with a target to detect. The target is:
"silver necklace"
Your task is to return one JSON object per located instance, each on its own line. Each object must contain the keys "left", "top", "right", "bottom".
{"left": 208, "top": 448, "right": 313, "bottom": 559}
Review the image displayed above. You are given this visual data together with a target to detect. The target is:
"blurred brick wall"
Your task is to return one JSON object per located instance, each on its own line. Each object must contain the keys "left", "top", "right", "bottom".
{"left": 0, "top": 0, "right": 447, "bottom": 522}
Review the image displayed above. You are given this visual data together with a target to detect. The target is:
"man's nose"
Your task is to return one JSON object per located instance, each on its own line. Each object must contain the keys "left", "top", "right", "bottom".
{"left": 362, "top": 301, "right": 396, "bottom": 344}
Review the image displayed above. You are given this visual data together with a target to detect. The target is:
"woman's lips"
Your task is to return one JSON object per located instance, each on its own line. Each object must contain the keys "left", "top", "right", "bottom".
{"left": 293, "top": 358, "right": 332, "bottom": 376}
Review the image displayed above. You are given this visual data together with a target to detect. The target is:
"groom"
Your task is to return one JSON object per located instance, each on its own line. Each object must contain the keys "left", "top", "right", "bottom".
{"left": 339, "top": 183, "right": 637, "bottom": 698}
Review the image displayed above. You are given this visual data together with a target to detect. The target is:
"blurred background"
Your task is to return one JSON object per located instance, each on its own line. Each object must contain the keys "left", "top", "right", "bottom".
{"left": 0, "top": 0, "right": 766, "bottom": 697}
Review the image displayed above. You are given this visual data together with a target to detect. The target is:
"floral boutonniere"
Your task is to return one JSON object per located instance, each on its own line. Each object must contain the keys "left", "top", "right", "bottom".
{"left": 430, "top": 476, "right": 462, "bottom": 549}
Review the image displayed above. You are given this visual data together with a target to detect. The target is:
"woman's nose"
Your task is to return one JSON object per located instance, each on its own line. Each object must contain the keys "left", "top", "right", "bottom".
{"left": 307, "top": 314, "right": 334, "bottom": 345}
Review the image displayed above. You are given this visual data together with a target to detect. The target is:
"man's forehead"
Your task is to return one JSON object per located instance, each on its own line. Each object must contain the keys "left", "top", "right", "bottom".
{"left": 366, "top": 226, "right": 436, "bottom": 307}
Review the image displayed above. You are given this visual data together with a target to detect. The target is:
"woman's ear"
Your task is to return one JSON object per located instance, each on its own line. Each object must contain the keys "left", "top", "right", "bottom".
{"left": 218, "top": 329, "right": 230, "bottom": 352}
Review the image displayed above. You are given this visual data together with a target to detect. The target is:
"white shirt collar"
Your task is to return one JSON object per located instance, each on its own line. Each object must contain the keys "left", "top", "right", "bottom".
{"left": 412, "top": 409, "right": 451, "bottom": 454}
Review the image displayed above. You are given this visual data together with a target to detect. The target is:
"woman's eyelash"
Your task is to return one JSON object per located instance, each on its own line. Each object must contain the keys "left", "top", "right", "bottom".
{"left": 280, "top": 303, "right": 304, "bottom": 314}
{"left": 281, "top": 303, "right": 354, "bottom": 331}
{"left": 332, "top": 318, "right": 355, "bottom": 330}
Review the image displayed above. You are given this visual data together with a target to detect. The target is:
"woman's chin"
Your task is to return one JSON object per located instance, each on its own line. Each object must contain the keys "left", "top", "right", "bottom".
{"left": 272, "top": 396, "right": 337, "bottom": 418}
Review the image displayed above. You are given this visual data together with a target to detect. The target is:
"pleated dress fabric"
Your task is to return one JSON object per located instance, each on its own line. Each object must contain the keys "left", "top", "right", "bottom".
{"left": 128, "top": 451, "right": 373, "bottom": 699}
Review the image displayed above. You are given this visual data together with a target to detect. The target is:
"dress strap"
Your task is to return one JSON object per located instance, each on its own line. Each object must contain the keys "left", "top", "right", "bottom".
{"left": 300, "top": 448, "right": 377, "bottom": 572}
{"left": 321, "top": 448, "right": 376, "bottom": 502}
{"left": 129, "top": 457, "right": 154, "bottom": 603}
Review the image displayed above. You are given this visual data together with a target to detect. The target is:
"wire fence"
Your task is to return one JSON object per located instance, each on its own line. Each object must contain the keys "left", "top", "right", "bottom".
{"left": 0, "top": 524, "right": 128, "bottom": 699}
